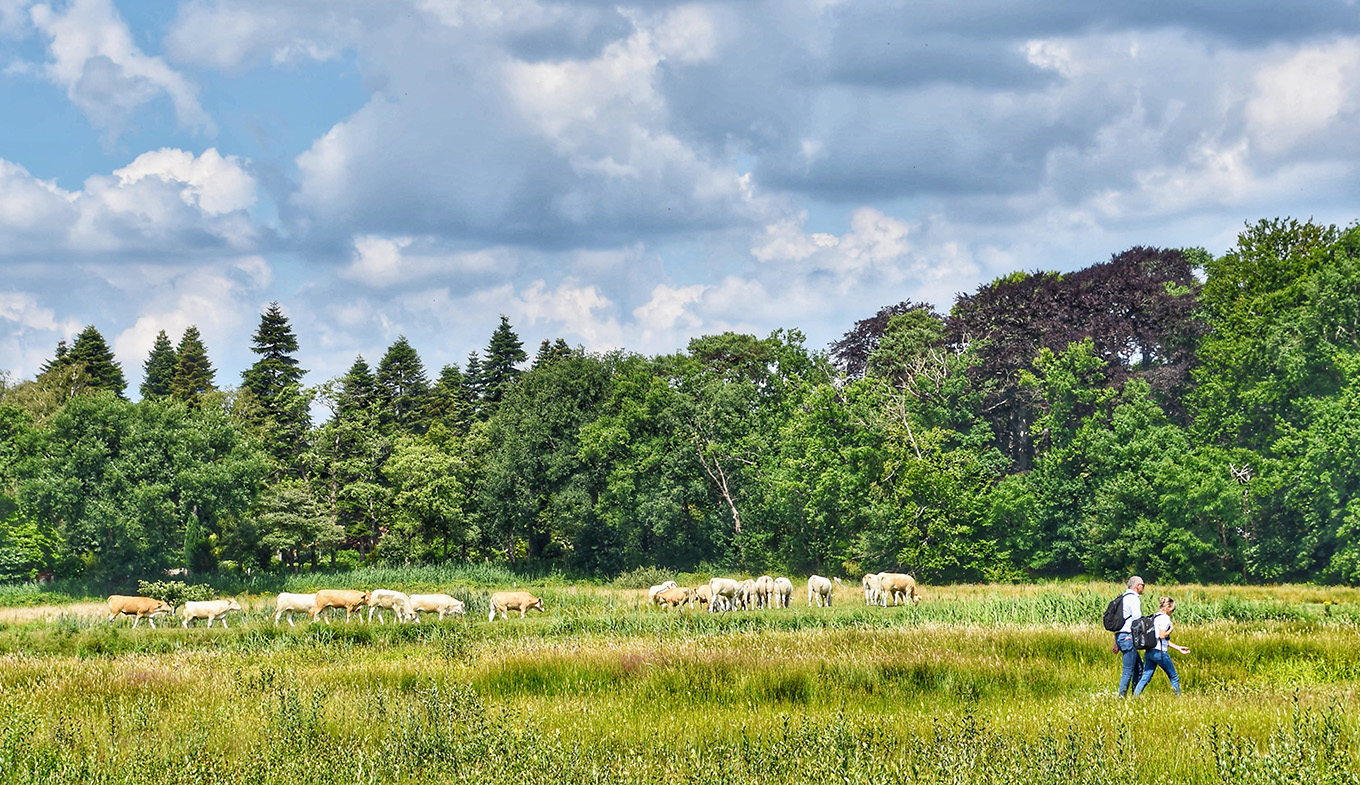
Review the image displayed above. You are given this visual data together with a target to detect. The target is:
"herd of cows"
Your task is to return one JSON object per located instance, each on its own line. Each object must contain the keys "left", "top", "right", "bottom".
{"left": 103, "top": 571, "right": 922, "bottom": 629}
{"left": 650, "top": 572, "right": 922, "bottom": 611}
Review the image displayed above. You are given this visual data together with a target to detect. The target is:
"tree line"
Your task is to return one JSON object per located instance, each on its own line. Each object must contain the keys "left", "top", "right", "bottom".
{"left": 2, "top": 218, "right": 1359, "bottom": 586}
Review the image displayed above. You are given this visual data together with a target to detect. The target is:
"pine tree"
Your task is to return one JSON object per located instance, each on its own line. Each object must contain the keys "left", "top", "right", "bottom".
{"left": 140, "top": 330, "right": 178, "bottom": 399}
{"left": 375, "top": 336, "right": 430, "bottom": 433}
{"left": 241, "top": 302, "right": 307, "bottom": 415}
{"left": 172, "top": 326, "right": 216, "bottom": 404}
{"left": 480, "top": 315, "right": 527, "bottom": 413}
{"left": 68, "top": 326, "right": 126, "bottom": 396}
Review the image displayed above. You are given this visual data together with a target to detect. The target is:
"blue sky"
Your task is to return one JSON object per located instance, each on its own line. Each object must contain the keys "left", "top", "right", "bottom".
{"left": 3, "top": 0, "right": 1359, "bottom": 395}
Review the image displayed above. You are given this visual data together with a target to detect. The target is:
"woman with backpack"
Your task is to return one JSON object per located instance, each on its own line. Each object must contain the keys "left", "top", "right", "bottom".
{"left": 1134, "top": 596, "right": 1190, "bottom": 696}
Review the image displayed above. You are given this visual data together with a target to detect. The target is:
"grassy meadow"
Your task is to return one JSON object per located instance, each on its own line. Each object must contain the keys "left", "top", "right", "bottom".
{"left": 1, "top": 579, "right": 1358, "bottom": 784}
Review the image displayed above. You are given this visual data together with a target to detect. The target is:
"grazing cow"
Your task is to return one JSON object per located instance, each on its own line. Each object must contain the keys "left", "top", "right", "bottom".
{"left": 861, "top": 573, "right": 884, "bottom": 607}
{"left": 655, "top": 586, "right": 693, "bottom": 610}
{"left": 772, "top": 577, "right": 793, "bottom": 608}
{"left": 408, "top": 594, "right": 466, "bottom": 621}
{"left": 367, "top": 589, "right": 416, "bottom": 624}
{"left": 489, "top": 591, "right": 545, "bottom": 621}
{"left": 807, "top": 575, "right": 841, "bottom": 607}
{"left": 648, "top": 581, "right": 679, "bottom": 606}
{"left": 753, "top": 575, "right": 775, "bottom": 610}
{"left": 736, "top": 579, "right": 757, "bottom": 610}
{"left": 875, "top": 572, "right": 922, "bottom": 606}
{"left": 692, "top": 584, "right": 715, "bottom": 610}
{"left": 311, "top": 590, "right": 371, "bottom": 624}
{"left": 708, "top": 578, "right": 740, "bottom": 612}
{"left": 273, "top": 592, "right": 317, "bottom": 626}
{"left": 182, "top": 598, "right": 243, "bottom": 628}
{"left": 107, "top": 595, "right": 172, "bottom": 628}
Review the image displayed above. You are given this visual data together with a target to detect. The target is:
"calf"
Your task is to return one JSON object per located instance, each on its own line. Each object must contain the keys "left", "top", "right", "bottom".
{"left": 273, "top": 593, "right": 316, "bottom": 627}
{"left": 489, "top": 591, "right": 545, "bottom": 621}
{"left": 655, "top": 586, "right": 693, "bottom": 610}
{"left": 182, "top": 598, "right": 243, "bottom": 628}
{"left": 107, "top": 595, "right": 172, "bottom": 629}
{"left": 311, "top": 590, "right": 371, "bottom": 624}
{"left": 408, "top": 594, "right": 466, "bottom": 620}
{"left": 861, "top": 573, "right": 883, "bottom": 606}
{"left": 648, "top": 581, "right": 679, "bottom": 606}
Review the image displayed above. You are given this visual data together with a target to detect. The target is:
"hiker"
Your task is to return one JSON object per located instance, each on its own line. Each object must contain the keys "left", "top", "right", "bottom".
{"left": 1115, "top": 575, "right": 1145, "bottom": 697}
{"left": 1134, "top": 597, "right": 1189, "bottom": 696}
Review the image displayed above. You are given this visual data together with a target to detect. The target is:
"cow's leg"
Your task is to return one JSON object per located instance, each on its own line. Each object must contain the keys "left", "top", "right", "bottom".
{"left": 220, "top": 616, "right": 229, "bottom": 629}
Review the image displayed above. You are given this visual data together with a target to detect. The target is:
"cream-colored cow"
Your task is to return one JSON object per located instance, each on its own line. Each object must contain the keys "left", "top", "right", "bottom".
{"left": 489, "top": 591, "right": 544, "bottom": 621}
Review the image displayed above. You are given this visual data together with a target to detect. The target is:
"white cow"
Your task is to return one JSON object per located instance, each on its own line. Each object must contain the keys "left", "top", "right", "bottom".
{"left": 737, "top": 579, "right": 757, "bottom": 610}
{"left": 807, "top": 575, "right": 841, "bottom": 607}
{"left": 708, "top": 578, "right": 741, "bottom": 612}
{"left": 367, "top": 589, "right": 416, "bottom": 623}
{"left": 648, "top": 580, "right": 679, "bottom": 607}
{"left": 754, "top": 575, "right": 775, "bottom": 609}
{"left": 408, "top": 594, "right": 466, "bottom": 620}
{"left": 772, "top": 577, "right": 793, "bottom": 608}
{"left": 861, "top": 573, "right": 883, "bottom": 607}
{"left": 273, "top": 592, "right": 317, "bottom": 626}
{"left": 182, "top": 598, "right": 243, "bottom": 628}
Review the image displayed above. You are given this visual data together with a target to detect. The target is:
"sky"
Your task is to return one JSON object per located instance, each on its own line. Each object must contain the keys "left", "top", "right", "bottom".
{"left": 2, "top": 0, "right": 1359, "bottom": 395}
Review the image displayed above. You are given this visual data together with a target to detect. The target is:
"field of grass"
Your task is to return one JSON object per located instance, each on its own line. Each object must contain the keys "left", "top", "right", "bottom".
{"left": 1, "top": 580, "right": 1358, "bottom": 784}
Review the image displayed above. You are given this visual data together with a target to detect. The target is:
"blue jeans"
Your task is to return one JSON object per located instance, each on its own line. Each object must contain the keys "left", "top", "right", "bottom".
{"left": 1116, "top": 633, "right": 1143, "bottom": 696}
{"left": 1134, "top": 649, "right": 1180, "bottom": 696}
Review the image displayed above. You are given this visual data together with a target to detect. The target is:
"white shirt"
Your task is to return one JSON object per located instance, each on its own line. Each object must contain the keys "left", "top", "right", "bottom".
{"left": 1153, "top": 612, "right": 1173, "bottom": 652}
{"left": 1119, "top": 589, "right": 1142, "bottom": 633}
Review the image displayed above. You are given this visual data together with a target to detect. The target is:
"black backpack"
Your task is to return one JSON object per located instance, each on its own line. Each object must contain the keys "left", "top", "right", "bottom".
{"left": 1130, "top": 615, "right": 1159, "bottom": 651}
{"left": 1102, "top": 594, "right": 1127, "bottom": 632}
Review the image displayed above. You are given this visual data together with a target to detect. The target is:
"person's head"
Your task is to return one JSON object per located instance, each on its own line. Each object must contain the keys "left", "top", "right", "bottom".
{"left": 1158, "top": 597, "right": 1175, "bottom": 614}
{"left": 1128, "top": 576, "right": 1146, "bottom": 594}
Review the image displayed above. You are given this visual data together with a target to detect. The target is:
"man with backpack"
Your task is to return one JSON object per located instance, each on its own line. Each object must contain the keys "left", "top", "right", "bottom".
{"left": 1104, "top": 575, "right": 1146, "bottom": 696}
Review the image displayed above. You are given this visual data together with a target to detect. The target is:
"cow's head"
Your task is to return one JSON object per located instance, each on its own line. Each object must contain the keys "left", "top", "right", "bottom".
{"left": 225, "top": 597, "right": 243, "bottom": 611}
{"left": 530, "top": 596, "right": 545, "bottom": 613}
{"left": 153, "top": 600, "right": 172, "bottom": 615}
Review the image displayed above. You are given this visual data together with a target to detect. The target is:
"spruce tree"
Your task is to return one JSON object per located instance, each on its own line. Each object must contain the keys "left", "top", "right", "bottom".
{"left": 68, "top": 325, "right": 126, "bottom": 396}
{"left": 480, "top": 315, "right": 526, "bottom": 413}
{"left": 38, "top": 340, "right": 70, "bottom": 375}
{"left": 338, "top": 355, "right": 376, "bottom": 420}
{"left": 241, "top": 302, "right": 307, "bottom": 416}
{"left": 171, "top": 326, "right": 216, "bottom": 404}
{"left": 375, "top": 336, "right": 430, "bottom": 433}
{"left": 428, "top": 363, "right": 472, "bottom": 435}
{"left": 140, "top": 330, "right": 178, "bottom": 398}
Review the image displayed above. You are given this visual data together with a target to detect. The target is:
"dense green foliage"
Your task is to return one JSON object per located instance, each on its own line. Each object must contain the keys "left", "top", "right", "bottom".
{"left": 4, "top": 219, "right": 1360, "bottom": 585}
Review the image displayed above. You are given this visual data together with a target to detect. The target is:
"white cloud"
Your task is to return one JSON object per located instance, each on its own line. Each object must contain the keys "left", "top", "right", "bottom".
{"left": 0, "top": 291, "right": 80, "bottom": 334}
{"left": 513, "top": 279, "right": 624, "bottom": 351}
{"left": 342, "top": 234, "right": 512, "bottom": 288}
{"left": 0, "top": 149, "right": 258, "bottom": 255}
{"left": 30, "top": 0, "right": 212, "bottom": 136}
{"left": 1247, "top": 39, "right": 1360, "bottom": 156}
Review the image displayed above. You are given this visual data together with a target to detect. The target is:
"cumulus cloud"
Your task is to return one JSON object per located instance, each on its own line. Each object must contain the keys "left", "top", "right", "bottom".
{"left": 513, "top": 279, "right": 624, "bottom": 351}
{"left": 0, "top": 149, "right": 258, "bottom": 257}
{"left": 30, "top": 0, "right": 212, "bottom": 137}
